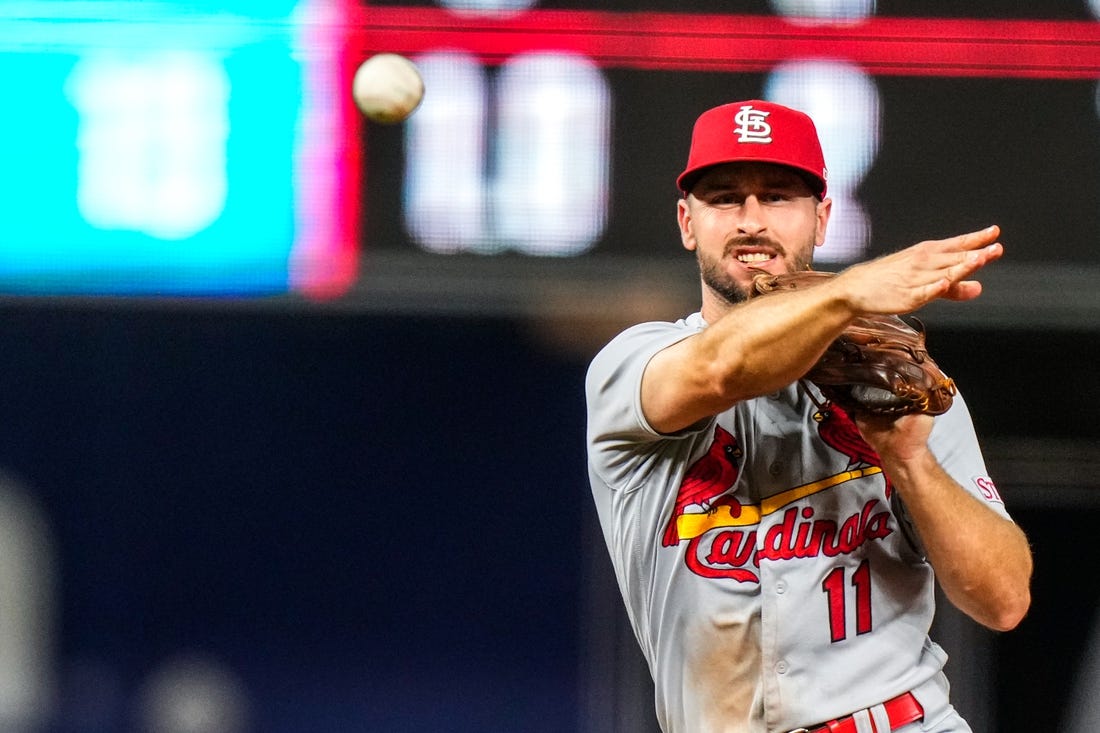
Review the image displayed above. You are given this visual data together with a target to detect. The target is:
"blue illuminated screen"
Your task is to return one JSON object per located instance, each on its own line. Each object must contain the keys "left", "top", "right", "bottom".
{"left": 0, "top": 1, "right": 352, "bottom": 296}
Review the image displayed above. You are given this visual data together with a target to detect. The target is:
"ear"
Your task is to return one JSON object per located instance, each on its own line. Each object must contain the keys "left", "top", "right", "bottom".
{"left": 677, "top": 197, "right": 697, "bottom": 252}
{"left": 814, "top": 197, "right": 833, "bottom": 248}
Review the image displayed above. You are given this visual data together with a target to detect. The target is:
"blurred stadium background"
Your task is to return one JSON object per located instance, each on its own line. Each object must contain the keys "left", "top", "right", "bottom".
{"left": 0, "top": 1, "right": 1097, "bottom": 731}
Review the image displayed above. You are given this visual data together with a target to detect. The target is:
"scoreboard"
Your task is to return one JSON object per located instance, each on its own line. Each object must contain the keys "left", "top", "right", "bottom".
{"left": 3, "top": 0, "right": 1100, "bottom": 329}
{"left": 351, "top": 0, "right": 1100, "bottom": 328}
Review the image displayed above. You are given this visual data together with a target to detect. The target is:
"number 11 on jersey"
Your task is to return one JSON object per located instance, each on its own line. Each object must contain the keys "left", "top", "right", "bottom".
{"left": 822, "top": 559, "right": 873, "bottom": 643}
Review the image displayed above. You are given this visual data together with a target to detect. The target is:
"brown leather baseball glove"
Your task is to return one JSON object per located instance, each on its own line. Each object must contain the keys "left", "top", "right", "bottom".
{"left": 750, "top": 269, "right": 957, "bottom": 416}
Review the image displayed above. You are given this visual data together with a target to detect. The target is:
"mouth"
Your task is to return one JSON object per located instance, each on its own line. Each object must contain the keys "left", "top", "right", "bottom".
{"left": 735, "top": 251, "right": 776, "bottom": 265}
{"left": 730, "top": 242, "right": 785, "bottom": 270}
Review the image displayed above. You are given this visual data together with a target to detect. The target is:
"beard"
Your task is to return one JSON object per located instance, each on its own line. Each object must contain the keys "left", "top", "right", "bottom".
{"left": 699, "top": 254, "right": 751, "bottom": 305}
{"left": 697, "top": 234, "right": 815, "bottom": 307}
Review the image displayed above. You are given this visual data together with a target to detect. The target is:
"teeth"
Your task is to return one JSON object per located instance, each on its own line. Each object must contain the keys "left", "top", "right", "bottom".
{"left": 737, "top": 253, "right": 773, "bottom": 263}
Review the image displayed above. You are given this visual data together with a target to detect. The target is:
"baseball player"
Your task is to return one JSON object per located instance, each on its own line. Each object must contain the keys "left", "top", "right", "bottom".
{"left": 585, "top": 100, "right": 1032, "bottom": 733}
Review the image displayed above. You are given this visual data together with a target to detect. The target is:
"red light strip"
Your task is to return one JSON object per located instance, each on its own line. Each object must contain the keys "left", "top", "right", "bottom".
{"left": 291, "top": 0, "right": 361, "bottom": 298}
{"left": 350, "top": 8, "right": 1100, "bottom": 79}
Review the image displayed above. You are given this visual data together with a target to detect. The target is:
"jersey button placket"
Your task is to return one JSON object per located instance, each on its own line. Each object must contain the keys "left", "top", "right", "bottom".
{"left": 758, "top": 532, "right": 784, "bottom": 726}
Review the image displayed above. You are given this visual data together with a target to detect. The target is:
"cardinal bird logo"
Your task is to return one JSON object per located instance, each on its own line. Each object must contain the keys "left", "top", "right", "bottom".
{"left": 662, "top": 425, "right": 743, "bottom": 546}
{"left": 815, "top": 405, "right": 892, "bottom": 497}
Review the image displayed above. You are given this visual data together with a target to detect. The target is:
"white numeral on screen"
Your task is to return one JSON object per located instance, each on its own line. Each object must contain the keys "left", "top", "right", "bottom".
{"left": 65, "top": 52, "right": 230, "bottom": 240}
{"left": 765, "top": 59, "right": 880, "bottom": 263}
{"left": 404, "top": 51, "right": 610, "bottom": 256}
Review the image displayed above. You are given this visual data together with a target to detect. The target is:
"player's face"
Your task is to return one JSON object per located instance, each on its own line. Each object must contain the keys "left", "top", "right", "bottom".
{"left": 677, "top": 162, "right": 831, "bottom": 311}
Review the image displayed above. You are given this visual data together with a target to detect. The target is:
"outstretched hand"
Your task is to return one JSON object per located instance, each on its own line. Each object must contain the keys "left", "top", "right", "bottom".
{"left": 836, "top": 225, "right": 1003, "bottom": 316}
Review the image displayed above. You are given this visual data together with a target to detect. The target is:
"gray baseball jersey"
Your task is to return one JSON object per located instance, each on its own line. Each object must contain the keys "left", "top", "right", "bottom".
{"left": 585, "top": 313, "right": 1012, "bottom": 733}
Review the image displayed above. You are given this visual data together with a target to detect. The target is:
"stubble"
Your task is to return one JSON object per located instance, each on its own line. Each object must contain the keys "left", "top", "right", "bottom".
{"left": 698, "top": 235, "right": 815, "bottom": 308}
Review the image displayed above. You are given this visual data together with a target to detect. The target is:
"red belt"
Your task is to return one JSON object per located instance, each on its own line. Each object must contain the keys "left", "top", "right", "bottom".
{"left": 792, "top": 692, "right": 924, "bottom": 733}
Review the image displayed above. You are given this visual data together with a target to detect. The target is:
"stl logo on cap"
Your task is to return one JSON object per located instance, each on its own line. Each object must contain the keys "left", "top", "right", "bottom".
{"left": 733, "top": 105, "right": 772, "bottom": 144}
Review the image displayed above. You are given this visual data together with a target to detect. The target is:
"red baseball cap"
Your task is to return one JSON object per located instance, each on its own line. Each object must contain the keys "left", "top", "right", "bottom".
{"left": 676, "top": 100, "right": 828, "bottom": 198}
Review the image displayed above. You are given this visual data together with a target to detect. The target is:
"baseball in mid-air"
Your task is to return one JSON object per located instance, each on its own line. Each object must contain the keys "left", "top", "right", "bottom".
{"left": 352, "top": 53, "right": 424, "bottom": 124}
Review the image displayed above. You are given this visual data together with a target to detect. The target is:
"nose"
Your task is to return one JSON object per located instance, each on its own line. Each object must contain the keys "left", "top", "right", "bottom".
{"left": 736, "top": 195, "right": 767, "bottom": 236}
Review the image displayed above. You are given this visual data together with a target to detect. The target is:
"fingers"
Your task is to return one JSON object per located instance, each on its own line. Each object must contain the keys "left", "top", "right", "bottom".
{"left": 839, "top": 226, "right": 1003, "bottom": 314}
{"left": 916, "top": 226, "right": 1002, "bottom": 284}
{"left": 941, "top": 279, "right": 984, "bottom": 302}
{"left": 932, "top": 226, "right": 1001, "bottom": 266}
{"left": 936, "top": 228, "right": 1003, "bottom": 298}
{"left": 928, "top": 225, "right": 999, "bottom": 259}
{"left": 945, "top": 241, "right": 1003, "bottom": 288}
{"left": 949, "top": 225, "right": 1000, "bottom": 252}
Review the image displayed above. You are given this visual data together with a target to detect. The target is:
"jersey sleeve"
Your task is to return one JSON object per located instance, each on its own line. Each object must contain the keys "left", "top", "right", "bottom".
{"left": 929, "top": 390, "right": 1013, "bottom": 521}
{"left": 585, "top": 319, "right": 705, "bottom": 491}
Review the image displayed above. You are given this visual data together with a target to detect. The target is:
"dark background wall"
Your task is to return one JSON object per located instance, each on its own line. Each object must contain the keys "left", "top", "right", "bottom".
{"left": 0, "top": 303, "right": 591, "bottom": 732}
{"left": 0, "top": 301, "right": 1093, "bottom": 732}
